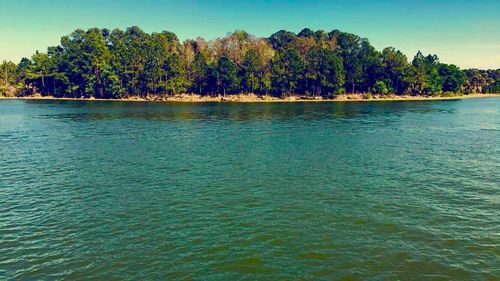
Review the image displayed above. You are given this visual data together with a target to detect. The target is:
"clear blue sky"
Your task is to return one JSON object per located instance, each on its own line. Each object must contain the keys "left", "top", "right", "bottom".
{"left": 1, "top": 0, "right": 499, "bottom": 69}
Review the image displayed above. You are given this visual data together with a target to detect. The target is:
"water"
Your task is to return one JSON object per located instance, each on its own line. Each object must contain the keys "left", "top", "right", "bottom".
{"left": 0, "top": 98, "right": 499, "bottom": 280}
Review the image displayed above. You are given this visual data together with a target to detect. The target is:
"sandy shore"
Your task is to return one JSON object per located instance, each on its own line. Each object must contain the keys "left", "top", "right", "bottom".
{"left": 1, "top": 93, "right": 499, "bottom": 103}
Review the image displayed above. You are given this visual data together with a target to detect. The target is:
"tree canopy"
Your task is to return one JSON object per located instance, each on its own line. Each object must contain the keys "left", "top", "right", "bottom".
{"left": 1, "top": 27, "right": 498, "bottom": 98}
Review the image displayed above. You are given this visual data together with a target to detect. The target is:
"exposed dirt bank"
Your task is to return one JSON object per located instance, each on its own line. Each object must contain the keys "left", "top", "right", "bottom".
{"left": 1, "top": 93, "right": 499, "bottom": 103}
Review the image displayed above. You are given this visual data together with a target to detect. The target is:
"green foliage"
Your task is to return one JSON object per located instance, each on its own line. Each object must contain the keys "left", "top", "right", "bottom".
{"left": 6, "top": 27, "right": 498, "bottom": 99}
{"left": 164, "top": 53, "right": 189, "bottom": 95}
{"left": 411, "top": 51, "right": 449, "bottom": 95}
{"left": 298, "top": 28, "right": 315, "bottom": 38}
{"left": 382, "top": 47, "right": 408, "bottom": 94}
{"left": 216, "top": 56, "right": 238, "bottom": 95}
{"left": 269, "top": 30, "right": 297, "bottom": 49}
{"left": 0, "top": 60, "right": 18, "bottom": 96}
{"left": 492, "top": 81, "right": 500, "bottom": 93}
{"left": 242, "top": 49, "right": 261, "bottom": 93}
{"left": 271, "top": 48, "right": 305, "bottom": 95}
{"left": 191, "top": 53, "right": 208, "bottom": 94}
{"left": 372, "top": 81, "right": 389, "bottom": 95}
{"left": 305, "top": 47, "right": 344, "bottom": 96}
{"left": 464, "top": 69, "right": 498, "bottom": 94}
{"left": 439, "top": 64, "right": 466, "bottom": 93}
{"left": 336, "top": 32, "right": 362, "bottom": 93}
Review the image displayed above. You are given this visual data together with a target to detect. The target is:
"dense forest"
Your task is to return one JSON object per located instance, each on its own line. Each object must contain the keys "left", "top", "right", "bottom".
{"left": 1, "top": 27, "right": 499, "bottom": 99}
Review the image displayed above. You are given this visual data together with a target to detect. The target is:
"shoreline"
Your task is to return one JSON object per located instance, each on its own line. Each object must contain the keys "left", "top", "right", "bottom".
{"left": 1, "top": 93, "right": 499, "bottom": 103}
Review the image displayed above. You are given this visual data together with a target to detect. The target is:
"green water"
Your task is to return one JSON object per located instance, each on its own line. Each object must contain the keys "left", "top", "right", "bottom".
{"left": 1, "top": 98, "right": 499, "bottom": 280}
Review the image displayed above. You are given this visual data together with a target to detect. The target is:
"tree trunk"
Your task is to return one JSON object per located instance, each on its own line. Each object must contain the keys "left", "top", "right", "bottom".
{"left": 41, "top": 75, "right": 45, "bottom": 94}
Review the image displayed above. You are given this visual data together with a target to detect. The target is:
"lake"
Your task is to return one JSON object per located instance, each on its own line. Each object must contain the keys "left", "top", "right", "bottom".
{"left": 0, "top": 98, "right": 499, "bottom": 280}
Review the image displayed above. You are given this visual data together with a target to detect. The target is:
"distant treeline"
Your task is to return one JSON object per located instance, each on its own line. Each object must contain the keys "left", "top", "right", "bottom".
{"left": 0, "top": 27, "right": 499, "bottom": 98}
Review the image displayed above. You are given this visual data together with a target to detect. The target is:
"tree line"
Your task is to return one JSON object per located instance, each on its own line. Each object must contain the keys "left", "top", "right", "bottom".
{"left": 1, "top": 27, "right": 499, "bottom": 98}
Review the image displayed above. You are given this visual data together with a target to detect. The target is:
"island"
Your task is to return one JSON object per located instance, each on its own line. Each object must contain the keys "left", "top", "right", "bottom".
{"left": 1, "top": 27, "right": 499, "bottom": 102}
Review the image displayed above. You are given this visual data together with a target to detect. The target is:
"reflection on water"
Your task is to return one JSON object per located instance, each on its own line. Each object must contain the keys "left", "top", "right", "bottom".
{"left": 25, "top": 99, "right": 456, "bottom": 121}
{"left": 0, "top": 98, "right": 499, "bottom": 280}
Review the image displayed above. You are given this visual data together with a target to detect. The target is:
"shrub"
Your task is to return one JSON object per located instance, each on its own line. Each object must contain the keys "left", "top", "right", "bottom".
{"left": 371, "top": 81, "right": 389, "bottom": 95}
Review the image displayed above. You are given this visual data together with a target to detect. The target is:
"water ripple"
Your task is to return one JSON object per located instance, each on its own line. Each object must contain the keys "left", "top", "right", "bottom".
{"left": 1, "top": 98, "right": 499, "bottom": 280}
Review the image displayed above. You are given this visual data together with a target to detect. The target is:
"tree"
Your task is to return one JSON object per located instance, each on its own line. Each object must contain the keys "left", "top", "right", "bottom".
{"left": 291, "top": 36, "right": 316, "bottom": 59}
{"left": 439, "top": 64, "right": 466, "bottom": 93}
{"left": 182, "top": 40, "right": 196, "bottom": 88}
{"left": 305, "top": 47, "right": 345, "bottom": 97}
{"left": 0, "top": 61, "right": 17, "bottom": 86}
{"left": 6, "top": 26, "right": 494, "bottom": 99}
{"left": 406, "top": 55, "right": 427, "bottom": 95}
{"left": 464, "top": 69, "right": 495, "bottom": 93}
{"left": 269, "top": 30, "right": 297, "bottom": 50}
{"left": 298, "top": 28, "right": 315, "bottom": 38}
{"left": 336, "top": 32, "right": 363, "bottom": 93}
{"left": 372, "top": 81, "right": 389, "bottom": 95}
{"left": 252, "top": 39, "right": 274, "bottom": 93}
{"left": 143, "top": 31, "right": 181, "bottom": 96}
{"left": 305, "top": 46, "right": 322, "bottom": 96}
{"left": 164, "top": 53, "right": 189, "bottom": 95}
{"left": 271, "top": 48, "right": 305, "bottom": 96}
{"left": 57, "top": 28, "right": 112, "bottom": 98}
{"left": 412, "top": 51, "right": 442, "bottom": 95}
{"left": 81, "top": 28, "right": 111, "bottom": 98}
{"left": 357, "top": 40, "right": 382, "bottom": 92}
{"left": 320, "top": 49, "right": 345, "bottom": 96}
{"left": 0, "top": 61, "right": 18, "bottom": 96}
{"left": 26, "top": 51, "right": 59, "bottom": 96}
{"left": 381, "top": 47, "right": 409, "bottom": 94}
{"left": 242, "top": 49, "right": 262, "bottom": 93}
{"left": 111, "top": 26, "right": 150, "bottom": 97}
{"left": 191, "top": 52, "right": 208, "bottom": 95}
{"left": 216, "top": 56, "right": 238, "bottom": 95}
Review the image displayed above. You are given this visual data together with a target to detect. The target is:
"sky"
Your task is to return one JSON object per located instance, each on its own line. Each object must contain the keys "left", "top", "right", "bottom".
{"left": 0, "top": 0, "right": 499, "bottom": 69}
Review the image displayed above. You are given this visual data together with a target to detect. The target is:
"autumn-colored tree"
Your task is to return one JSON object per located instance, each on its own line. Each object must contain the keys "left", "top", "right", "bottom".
{"left": 6, "top": 27, "right": 496, "bottom": 99}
